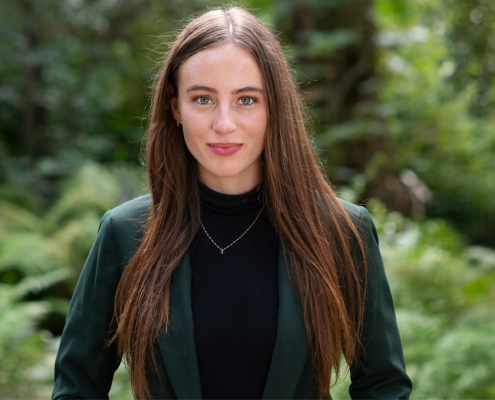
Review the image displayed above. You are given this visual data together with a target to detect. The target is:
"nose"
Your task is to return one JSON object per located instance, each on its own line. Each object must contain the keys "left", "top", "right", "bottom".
{"left": 213, "top": 103, "right": 235, "bottom": 134}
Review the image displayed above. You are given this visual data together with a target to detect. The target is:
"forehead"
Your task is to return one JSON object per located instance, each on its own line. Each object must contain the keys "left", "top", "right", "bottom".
{"left": 178, "top": 45, "right": 264, "bottom": 90}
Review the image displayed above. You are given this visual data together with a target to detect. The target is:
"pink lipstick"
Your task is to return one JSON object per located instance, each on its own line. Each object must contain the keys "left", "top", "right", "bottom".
{"left": 207, "top": 142, "right": 243, "bottom": 156}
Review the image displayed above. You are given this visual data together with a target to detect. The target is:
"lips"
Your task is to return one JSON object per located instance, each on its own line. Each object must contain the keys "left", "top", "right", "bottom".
{"left": 207, "top": 142, "right": 243, "bottom": 156}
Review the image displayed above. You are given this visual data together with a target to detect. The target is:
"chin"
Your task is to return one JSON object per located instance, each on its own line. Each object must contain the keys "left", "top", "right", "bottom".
{"left": 210, "top": 168, "right": 244, "bottom": 179}
{"left": 207, "top": 161, "right": 244, "bottom": 177}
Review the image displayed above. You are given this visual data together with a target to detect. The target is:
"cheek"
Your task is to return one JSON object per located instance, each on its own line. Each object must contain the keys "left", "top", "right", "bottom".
{"left": 182, "top": 128, "right": 205, "bottom": 159}
{"left": 247, "top": 113, "right": 267, "bottom": 153}
{"left": 181, "top": 111, "right": 208, "bottom": 151}
{"left": 253, "top": 131, "right": 266, "bottom": 154}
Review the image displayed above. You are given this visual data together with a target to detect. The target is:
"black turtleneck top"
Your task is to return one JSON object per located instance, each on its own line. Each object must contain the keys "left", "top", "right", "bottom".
{"left": 190, "top": 182, "right": 279, "bottom": 400}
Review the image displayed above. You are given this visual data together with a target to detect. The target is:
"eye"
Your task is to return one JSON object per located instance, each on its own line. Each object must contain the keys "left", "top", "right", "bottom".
{"left": 195, "top": 96, "right": 212, "bottom": 105}
{"left": 239, "top": 97, "right": 255, "bottom": 105}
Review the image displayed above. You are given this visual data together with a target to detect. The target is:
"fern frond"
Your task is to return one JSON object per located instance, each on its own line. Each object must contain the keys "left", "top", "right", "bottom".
{"left": 0, "top": 233, "right": 66, "bottom": 276}
{"left": 14, "top": 267, "right": 72, "bottom": 298}
{"left": 0, "top": 200, "right": 41, "bottom": 242}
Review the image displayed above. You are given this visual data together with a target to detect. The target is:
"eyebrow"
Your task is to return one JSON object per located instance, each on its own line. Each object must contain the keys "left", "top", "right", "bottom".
{"left": 185, "top": 85, "right": 264, "bottom": 95}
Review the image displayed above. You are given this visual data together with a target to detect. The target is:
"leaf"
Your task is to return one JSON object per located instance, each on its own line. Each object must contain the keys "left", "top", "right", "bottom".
{"left": 295, "top": 29, "right": 359, "bottom": 57}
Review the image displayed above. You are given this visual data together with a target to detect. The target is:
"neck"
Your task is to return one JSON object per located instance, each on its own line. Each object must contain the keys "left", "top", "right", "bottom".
{"left": 198, "top": 165, "right": 261, "bottom": 195}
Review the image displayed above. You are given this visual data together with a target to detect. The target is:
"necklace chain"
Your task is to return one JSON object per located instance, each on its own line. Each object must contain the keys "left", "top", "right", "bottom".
{"left": 199, "top": 206, "right": 264, "bottom": 254}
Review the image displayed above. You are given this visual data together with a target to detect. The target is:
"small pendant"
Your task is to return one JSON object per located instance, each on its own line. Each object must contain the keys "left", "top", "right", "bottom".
{"left": 220, "top": 250, "right": 224, "bottom": 255}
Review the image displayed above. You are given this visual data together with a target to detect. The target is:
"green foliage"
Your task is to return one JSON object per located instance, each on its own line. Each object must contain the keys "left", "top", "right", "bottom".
{"left": 294, "top": 29, "right": 360, "bottom": 57}
{"left": 0, "top": 162, "right": 144, "bottom": 397}
{"left": 0, "top": 162, "right": 145, "bottom": 284}
{"left": 309, "top": 0, "right": 495, "bottom": 245}
{"left": 372, "top": 198, "right": 495, "bottom": 398}
{"left": 331, "top": 199, "right": 495, "bottom": 399}
{"left": 0, "top": 282, "right": 53, "bottom": 397}
{"left": 371, "top": 0, "right": 495, "bottom": 216}
{"left": 108, "top": 363, "right": 133, "bottom": 400}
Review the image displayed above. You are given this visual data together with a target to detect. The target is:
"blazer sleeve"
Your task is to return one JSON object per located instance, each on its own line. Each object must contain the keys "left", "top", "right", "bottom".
{"left": 52, "top": 210, "right": 122, "bottom": 399}
{"left": 348, "top": 206, "right": 413, "bottom": 399}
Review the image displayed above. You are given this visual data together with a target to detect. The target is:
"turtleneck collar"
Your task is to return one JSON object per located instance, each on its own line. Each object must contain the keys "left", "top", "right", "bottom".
{"left": 199, "top": 181, "right": 262, "bottom": 218}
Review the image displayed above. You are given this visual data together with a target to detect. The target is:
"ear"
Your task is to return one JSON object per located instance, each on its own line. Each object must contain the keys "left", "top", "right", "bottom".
{"left": 167, "top": 83, "right": 181, "bottom": 122}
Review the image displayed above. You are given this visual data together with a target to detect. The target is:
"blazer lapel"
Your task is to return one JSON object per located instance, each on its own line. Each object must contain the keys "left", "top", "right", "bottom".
{"left": 158, "top": 252, "right": 202, "bottom": 399}
{"left": 261, "top": 241, "right": 310, "bottom": 399}
{"left": 157, "top": 242, "right": 309, "bottom": 400}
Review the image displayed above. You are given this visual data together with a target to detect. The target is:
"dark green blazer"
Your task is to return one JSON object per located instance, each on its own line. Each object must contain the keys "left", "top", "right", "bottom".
{"left": 52, "top": 194, "right": 412, "bottom": 399}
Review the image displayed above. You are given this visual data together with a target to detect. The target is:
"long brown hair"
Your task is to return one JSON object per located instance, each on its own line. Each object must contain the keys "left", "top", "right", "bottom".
{"left": 110, "top": 6, "right": 367, "bottom": 399}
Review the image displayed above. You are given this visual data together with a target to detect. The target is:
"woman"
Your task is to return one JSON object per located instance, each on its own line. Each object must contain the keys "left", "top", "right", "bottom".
{"left": 52, "top": 7, "right": 412, "bottom": 400}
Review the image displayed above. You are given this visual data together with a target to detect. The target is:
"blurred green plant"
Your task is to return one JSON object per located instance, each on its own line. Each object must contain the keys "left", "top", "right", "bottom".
{"left": 331, "top": 198, "right": 495, "bottom": 399}
{"left": 0, "top": 162, "right": 144, "bottom": 398}
{"left": 0, "top": 270, "right": 62, "bottom": 396}
{"left": 370, "top": 0, "right": 495, "bottom": 243}
{"left": 0, "top": 162, "right": 145, "bottom": 285}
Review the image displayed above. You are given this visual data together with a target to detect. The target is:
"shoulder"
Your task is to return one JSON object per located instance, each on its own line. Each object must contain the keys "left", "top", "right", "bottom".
{"left": 99, "top": 193, "right": 152, "bottom": 266}
{"left": 107, "top": 193, "right": 152, "bottom": 222}
{"left": 336, "top": 197, "right": 363, "bottom": 219}
{"left": 101, "top": 193, "right": 151, "bottom": 240}
{"left": 336, "top": 197, "right": 373, "bottom": 231}
{"left": 316, "top": 190, "right": 369, "bottom": 232}
{"left": 336, "top": 197, "right": 379, "bottom": 251}
{"left": 315, "top": 191, "right": 377, "bottom": 246}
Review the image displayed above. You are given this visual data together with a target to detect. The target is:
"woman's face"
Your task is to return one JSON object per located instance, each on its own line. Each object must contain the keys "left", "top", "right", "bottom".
{"left": 170, "top": 45, "right": 268, "bottom": 194}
